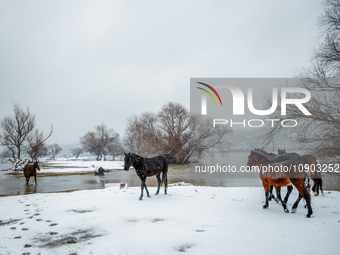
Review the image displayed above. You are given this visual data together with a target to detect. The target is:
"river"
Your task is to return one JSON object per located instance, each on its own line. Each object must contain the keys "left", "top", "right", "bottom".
{"left": 0, "top": 152, "right": 339, "bottom": 196}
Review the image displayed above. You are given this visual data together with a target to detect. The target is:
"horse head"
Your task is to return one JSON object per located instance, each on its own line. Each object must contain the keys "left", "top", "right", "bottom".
{"left": 124, "top": 152, "right": 133, "bottom": 170}
{"left": 124, "top": 152, "right": 140, "bottom": 170}
{"left": 34, "top": 161, "right": 41, "bottom": 171}
{"left": 247, "top": 150, "right": 270, "bottom": 167}
{"left": 278, "top": 149, "right": 286, "bottom": 155}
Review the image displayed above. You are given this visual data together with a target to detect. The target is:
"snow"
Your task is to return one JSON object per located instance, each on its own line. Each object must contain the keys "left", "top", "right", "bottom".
{"left": 38, "top": 160, "right": 125, "bottom": 174}
{"left": 0, "top": 185, "right": 339, "bottom": 254}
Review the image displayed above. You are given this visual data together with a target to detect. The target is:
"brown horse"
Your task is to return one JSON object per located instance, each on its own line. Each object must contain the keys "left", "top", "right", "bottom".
{"left": 23, "top": 161, "right": 41, "bottom": 185}
{"left": 254, "top": 148, "right": 293, "bottom": 203}
{"left": 124, "top": 152, "right": 168, "bottom": 200}
{"left": 247, "top": 150, "right": 313, "bottom": 217}
{"left": 278, "top": 149, "right": 323, "bottom": 196}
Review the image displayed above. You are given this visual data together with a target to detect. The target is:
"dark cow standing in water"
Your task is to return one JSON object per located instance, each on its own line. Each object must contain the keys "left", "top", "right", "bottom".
{"left": 23, "top": 161, "right": 41, "bottom": 185}
{"left": 124, "top": 152, "right": 168, "bottom": 200}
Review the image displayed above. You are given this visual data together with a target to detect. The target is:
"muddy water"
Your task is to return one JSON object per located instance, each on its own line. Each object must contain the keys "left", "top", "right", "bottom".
{"left": 1, "top": 151, "right": 339, "bottom": 196}
{"left": 0, "top": 162, "right": 263, "bottom": 196}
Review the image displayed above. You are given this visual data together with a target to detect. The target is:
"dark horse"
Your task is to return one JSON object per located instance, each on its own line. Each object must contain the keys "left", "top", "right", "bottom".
{"left": 23, "top": 161, "right": 41, "bottom": 185}
{"left": 278, "top": 149, "right": 323, "bottom": 196}
{"left": 124, "top": 152, "right": 168, "bottom": 200}
{"left": 247, "top": 150, "right": 313, "bottom": 217}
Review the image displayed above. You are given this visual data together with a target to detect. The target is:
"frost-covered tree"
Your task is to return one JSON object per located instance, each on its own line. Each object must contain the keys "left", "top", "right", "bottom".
{"left": 0, "top": 104, "right": 35, "bottom": 162}
{"left": 48, "top": 143, "right": 62, "bottom": 160}
{"left": 70, "top": 147, "right": 83, "bottom": 159}
{"left": 124, "top": 102, "right": 230, "bottom": 163}
{"left": 80, "top": 124, "right": 121, "bottom": 161}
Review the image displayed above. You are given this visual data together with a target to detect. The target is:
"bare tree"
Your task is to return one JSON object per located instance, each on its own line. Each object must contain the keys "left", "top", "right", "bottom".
{"left": 263, "top": 0, "right": 340, "bottom": 161}
{"left": 80, "top": 123, "right": 121, "bottom": 161}
{"left": 124, "top": 102, "right": 230, "bottom": 163}
{"left": 0, "top": 104, "right": 35, "bottom": 162}
{"left": 70, "top": 147, "right": 83, "bottom": 159}
{"left": 187, "top": 114, "right": 230, "bottom": 162}
{"left": 124, "top": 115, "right": 146, "bottom": 155}
{"left": 25, "top": 125, "right": 53, "bottom": 160}
{"left": 48, "top": 143, "right": 62, "bottom": 160}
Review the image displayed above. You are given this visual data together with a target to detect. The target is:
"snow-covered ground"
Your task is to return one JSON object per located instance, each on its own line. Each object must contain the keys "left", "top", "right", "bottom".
{"left": 0, "top": 185, "right": 339, "bottom": 255}
{"left": 39, "top": 160, "right": 125, "bottom": 174}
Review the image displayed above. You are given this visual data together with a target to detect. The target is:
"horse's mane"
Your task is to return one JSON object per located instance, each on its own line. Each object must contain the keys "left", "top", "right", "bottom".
{"left": 254, "top": 148, "right": 276, "bottom": 158}
{"left": 131, "top": 153, "right": 144, "bottom": 161}
{"left": 252, "top": 150, "right": 271, "bottom": 163}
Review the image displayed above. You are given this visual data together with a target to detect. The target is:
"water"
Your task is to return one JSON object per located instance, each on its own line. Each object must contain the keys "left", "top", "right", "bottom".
{"left": 1, "top": 152, "right": 339, "bottom": 196}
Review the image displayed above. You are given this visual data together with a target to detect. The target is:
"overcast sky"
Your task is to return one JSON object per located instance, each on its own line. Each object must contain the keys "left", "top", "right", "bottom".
{"left": 0, "top": 0, "right": 324, "bottom": 145}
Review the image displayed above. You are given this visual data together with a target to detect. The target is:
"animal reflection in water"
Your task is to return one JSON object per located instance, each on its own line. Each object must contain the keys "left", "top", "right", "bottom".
{"left": 124, "top": 152, "right": 168, "bottom": 200}
{"left": 23, "top": 161, "right": 41, "bottom": 185}
{"left": 25, "top": 184, "right": 37, "bottom": 194}
{"left": 247, "top": 150, "right": 313, "bottom": 218}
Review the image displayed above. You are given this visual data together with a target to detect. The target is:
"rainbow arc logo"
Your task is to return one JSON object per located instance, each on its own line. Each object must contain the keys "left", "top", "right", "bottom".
{"left": 196, "top": 82, "right": 223, "bottom": 106}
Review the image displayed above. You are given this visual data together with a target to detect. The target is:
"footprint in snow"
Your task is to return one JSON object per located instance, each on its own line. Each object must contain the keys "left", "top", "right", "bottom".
{"left": 152, "top": 218, "right": 164, "bottom": 223}
{"left": 174, "top": 243, "right": 195, "bottom": 252}
{"left": 47, "top": 231, "right": 58, "bottom": 235}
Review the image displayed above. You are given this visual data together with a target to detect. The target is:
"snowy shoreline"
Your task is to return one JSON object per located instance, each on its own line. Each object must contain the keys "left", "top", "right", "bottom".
{"left": 0, "top": 185, "right": 339, "bottom": 255}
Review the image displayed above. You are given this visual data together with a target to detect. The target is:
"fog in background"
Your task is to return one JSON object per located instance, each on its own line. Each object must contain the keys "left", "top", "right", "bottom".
{"left": 0, "top": 0, "right": 323, "bottom": 145}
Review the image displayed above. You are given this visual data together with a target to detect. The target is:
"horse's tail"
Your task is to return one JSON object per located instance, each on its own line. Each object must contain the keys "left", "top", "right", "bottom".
{"left": 303, "top": 160, "right": 311, "bottom": 191}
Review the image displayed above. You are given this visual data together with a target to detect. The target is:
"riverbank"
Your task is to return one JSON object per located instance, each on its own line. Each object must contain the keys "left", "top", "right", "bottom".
{"left": 0, "top": 185, "right": 339, "bottom": 255}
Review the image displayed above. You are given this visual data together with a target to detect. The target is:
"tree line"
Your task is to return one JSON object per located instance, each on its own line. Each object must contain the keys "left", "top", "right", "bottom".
{"left": 0, "top": 102, "right": 230, "bottom": 163}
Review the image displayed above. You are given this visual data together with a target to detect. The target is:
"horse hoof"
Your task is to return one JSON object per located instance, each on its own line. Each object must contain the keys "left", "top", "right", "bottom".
{"left": 274, "top": 198, "right": 280, "bottom": 203}
{"left": 284, "top": 209, "right": 289, "bottom": 213}
{"left": 306, "top": 214, "right": 313, "bottom": 218}
{"left": 313, "top": 192, "right": 318, "bottom": 196}
{"left": 291, "top": 208, "right": 297, "bottom": 213}
{"left": 263, "top": 205, "right": 268, "bottom": 209}
{"left": 139, "top": 198, "right": 143, "bottom": 201}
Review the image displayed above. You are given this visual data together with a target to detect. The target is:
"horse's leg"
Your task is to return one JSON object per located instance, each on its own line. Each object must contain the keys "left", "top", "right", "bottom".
{"left": 144, "top": 180, "right": 150, "bottom": 198}
{"left": 163, "top": 172, "right": 167, "bottom": 195}
{"left": 34, "top": 174, "right": 37, "bottom": 185}
{"left": 291, "top": 193, "right": 303, "bottom": 213}
{"left": 283, "top": 185, "right": 293, "bottom": 204}
{"left": 291, "top": 179, "right": 313, "bottom": 217}
{"left": 275, "top": 186, "right": 289, "bottom": 213}
{"left": 312, "top": 178, "right": 317, "bottom": 195}
{"left": 313, "top": 178, "right": 322, "bottom": 196}
{"left": 139, "top": 177, "right": 145, "bottom": 200}
{"left": 303, "top": 187, "right": 313, "bottom": 218}
{"left": 25, "top": 175, "right": 29, "bottom": 185}
{"left": 262, "top": 181, "right": 270, "bottom": 209}
{"left": 268, "top": 185, "right": 275, "bottom": 201}
{"left": 155, "top": 173, "right": 161, "bottom": 195}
